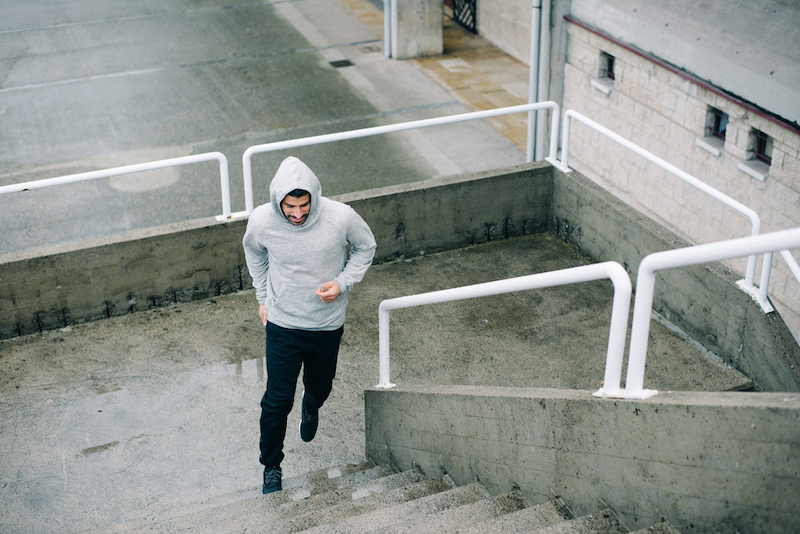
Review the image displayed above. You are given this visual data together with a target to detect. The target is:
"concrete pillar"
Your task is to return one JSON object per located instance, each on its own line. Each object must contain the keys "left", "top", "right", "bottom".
{"left": 391, "top": 0, "right": 443, "bottom": 59}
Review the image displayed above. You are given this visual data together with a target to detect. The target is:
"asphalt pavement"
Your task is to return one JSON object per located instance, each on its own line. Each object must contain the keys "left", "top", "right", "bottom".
{"left": 0, "top": 0, "right": 526, "bottom": 255}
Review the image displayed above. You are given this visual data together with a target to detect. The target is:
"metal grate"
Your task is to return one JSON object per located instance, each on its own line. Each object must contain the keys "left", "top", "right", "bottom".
{"left": 453, "top": 0, "right": 476, "bottom": 33}
{"left": 329, "top": 59, "right": 354, "bottom": 68}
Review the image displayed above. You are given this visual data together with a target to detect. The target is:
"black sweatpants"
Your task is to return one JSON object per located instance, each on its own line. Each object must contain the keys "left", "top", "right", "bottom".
{"left": 259, "top": 321, "right": 344, "bottom": 469}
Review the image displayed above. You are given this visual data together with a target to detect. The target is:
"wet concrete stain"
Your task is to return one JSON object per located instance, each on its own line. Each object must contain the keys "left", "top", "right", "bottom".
{"left": 78, "top": 441, "right": 120, "bottom": 457}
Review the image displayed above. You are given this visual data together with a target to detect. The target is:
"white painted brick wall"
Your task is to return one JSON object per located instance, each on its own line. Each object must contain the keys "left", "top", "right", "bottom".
{"left": 563, "top": 23, "right": 800, "bottom": 339}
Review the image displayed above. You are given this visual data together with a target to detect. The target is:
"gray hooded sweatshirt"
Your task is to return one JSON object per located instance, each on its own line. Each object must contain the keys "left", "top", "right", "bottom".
{"left": 242, "top": 157, "right": 376, "bottom": 331}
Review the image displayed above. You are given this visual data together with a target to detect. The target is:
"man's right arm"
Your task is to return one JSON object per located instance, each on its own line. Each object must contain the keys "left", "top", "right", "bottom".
{"left": 242, "top": 215, "right": 270, "bottom": 321}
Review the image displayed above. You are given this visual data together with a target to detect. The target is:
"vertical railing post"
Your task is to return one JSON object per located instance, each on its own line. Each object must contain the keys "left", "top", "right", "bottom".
{"left": 377, "top": 303, "right": 395, "bottom": 389}
{"left": 558, "top": 110, "right": 573, "bottom": 172}
{"left": 627, "top": 227, "right": 800, "bottom": 397}
{"left": 594, "top": 263, "right": 634, "bottom": 397}
{"left": 243, "top": 146, "right": 256, "bottom": 215}
{"left": 527, "top": 0, "right": 541, "bottom": 163}
{"left": 625, "top": 262, "right": 659, "bottom": 397}
{"left": 758, "top": 252, "right": 774, "bottom": 307}
{"left": 215, "top": 152, "right": 232, "bottom": 219}
{"left": 546, "top": 102, "right": 559, "bottom": 164}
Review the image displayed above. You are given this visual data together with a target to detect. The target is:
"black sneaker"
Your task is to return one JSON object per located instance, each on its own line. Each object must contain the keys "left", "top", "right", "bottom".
{"left": 299, "top": 396, "right": 318, "bottom": 442}
{"left": 262, "top": 466, "right": 282, "bottom": 495}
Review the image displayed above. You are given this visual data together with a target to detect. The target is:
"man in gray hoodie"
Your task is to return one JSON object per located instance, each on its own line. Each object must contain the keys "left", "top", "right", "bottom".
{"left": 243, "top": 156, "right": 376, "bottom": 494}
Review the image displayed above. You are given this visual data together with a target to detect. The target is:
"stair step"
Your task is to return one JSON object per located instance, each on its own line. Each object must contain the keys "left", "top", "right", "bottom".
{"left": 630, "top": 521, "right": 683, "bottom": 534}
{"left": 535, "top": 509, "right": 627, "bottom": 534}
{"left": 283, "top": 461, "right": 391, "bottom": 492}
{"left": 226, "top": 474, "right": 458, "bottom": 533}
{"left": 133, "top": 468, "right": 435, "bottom": 534}
{"left": 79, "top": 461, "right": 681, "bottom": 534}
{"left": 296, "top": 480, "right": 489, "bottom": 533}
{"left": 453, "top": 500, "right": 573, "bottom": 533}
{"left": 369, "top": 489, "right": 528, "bottom": 533}
{"left": 82, "top": 461, "right": 386, "bottom": 534}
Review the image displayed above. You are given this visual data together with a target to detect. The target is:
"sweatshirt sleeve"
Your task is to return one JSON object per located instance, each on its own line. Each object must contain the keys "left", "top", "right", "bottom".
{"left": 334, "top": 207, "right": 376, "bottom": 294}
{"left": 242, "top": 211, "right": 270, "bottom": 305}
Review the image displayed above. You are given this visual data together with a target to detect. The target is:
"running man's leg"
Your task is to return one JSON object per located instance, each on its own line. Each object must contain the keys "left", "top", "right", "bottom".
{"left": 259, "top": 323, "right": 304, "bottom": 468}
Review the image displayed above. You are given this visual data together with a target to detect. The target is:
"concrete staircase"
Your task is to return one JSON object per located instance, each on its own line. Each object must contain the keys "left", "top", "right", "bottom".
{"left": 82, "top": 462, "right": 681, "bottom": 534}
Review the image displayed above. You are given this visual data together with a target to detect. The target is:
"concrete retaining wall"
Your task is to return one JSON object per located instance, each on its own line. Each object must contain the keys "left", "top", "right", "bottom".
{"left": 0, "top": 164, "right": 551, "bottom": 339}
{"left": 1, "top": 162, "right": 797, "bottom": 391}
{"left": 551, "top": 168, "right": 800, "bottom": 392}
{"left": 365, "top": 385, "right": 800, "bottom": 533}
{"left": 0, "top": 218, "right": 251, "bottom": 338}
{"left": 339, "top": 165, "right": 552, "bottom": 263}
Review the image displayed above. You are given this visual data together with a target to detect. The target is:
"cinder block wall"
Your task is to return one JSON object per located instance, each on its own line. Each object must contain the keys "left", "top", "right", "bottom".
{"left": 365, "top": 385, "right": 800, "bottom": 533}
{"left": 562, "top": 20, "right": 800, "bottom": 337}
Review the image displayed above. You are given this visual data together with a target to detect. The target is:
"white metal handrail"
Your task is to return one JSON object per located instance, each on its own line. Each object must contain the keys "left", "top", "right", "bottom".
{"left": 555, "top": 109, "right": 762, "bottom": 294}
{"left": 242, "top": 102, "right": 561, "bottom": 215}
{"left": 0, "top": 152, "right": 235, "bottom": 220}
{"left": 376, "top": 261, "right": 632, "bottom": 390}
{"left": 620, "top": 227, "right": 800, "bottom": 400}
{"left": 780, "top": 250, "right": 800, "bottom": 283}
{"left": 757, "top": 249, "right": 800, "bottom": 314}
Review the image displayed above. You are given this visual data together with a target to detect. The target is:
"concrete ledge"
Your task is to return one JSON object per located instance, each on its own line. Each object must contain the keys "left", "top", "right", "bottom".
{"left": 341, "top": 163, "right": 552, "bottom": 263}
{"left": 365, "top": 385, "right": 800, "bottom": 532}
{"left": 590, "top": 78, "right": 613, "bottom": 95}
{"left": 0, "top": 163, "right": 551, "bottom": 339}
{"left": 0, "top": 217, "right": 251, "bottom": 338}
{"left": 695, "top": 136, "right": 723, "bottom": 157}
{"left": 738, "top": 159, "right": 769, "bottom": 182}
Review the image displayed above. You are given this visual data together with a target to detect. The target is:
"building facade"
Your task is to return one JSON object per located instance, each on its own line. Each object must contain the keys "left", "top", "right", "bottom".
{"left": 475, "top": 0, "right": 800, "bottom": 339}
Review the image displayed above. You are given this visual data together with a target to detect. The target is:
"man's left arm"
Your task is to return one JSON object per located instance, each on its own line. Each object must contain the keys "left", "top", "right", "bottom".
{"left": 333, "top": 208, "right": 376, "bottom": 295}
{"left": 315, "top": 206, "right": 376, "bottom": 303}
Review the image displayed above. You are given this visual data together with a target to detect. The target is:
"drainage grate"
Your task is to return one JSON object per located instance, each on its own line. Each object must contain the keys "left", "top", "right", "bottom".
{"left": 330, "top": 59, "right": 354, "bottom": 68}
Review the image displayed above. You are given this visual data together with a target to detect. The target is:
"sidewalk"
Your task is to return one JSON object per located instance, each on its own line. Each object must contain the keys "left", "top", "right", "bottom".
{"left": 0, "top": 0, "right": 529, "bottom": 256}
{"left": 334, "top": 0, "right": 531, "bottom": 151}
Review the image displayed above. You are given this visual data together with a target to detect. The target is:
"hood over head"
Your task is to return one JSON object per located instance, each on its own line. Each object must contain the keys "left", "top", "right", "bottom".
{"left": 269, "top": 156, "right": 323, "bottom": 228}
